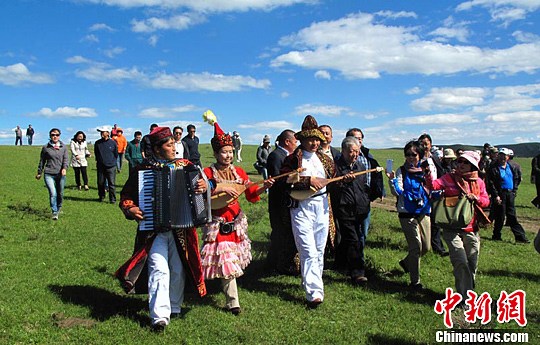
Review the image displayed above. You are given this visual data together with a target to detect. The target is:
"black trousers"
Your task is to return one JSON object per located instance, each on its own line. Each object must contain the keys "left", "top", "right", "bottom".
{"left": 492, "top": 190, "right": 527, "bottom": 240}
{"left": 335, "top": 213, "right": 368, "bottom": 278}
{"left": 97, "top": 166, "right": 116, "bottom": 202}
{"left": 73, "top": 166, "right": 88, "bottom": 187}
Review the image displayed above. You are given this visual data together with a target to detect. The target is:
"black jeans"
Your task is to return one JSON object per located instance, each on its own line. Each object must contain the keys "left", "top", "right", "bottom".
{"left": 492, "top": 190, "right": 527, "bottom": 240}
{"left": 97, "top": 166, "right": 116, "bottom": 202}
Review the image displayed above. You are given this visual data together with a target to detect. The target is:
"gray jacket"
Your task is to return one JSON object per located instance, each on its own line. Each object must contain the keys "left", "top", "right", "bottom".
{"left": 38, "top": 141, "right": 69, "bottom": 175}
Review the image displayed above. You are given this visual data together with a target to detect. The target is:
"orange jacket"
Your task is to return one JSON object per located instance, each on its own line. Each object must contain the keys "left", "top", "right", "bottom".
{"left": 113, "top": 130, "right": 128, "bottom": 154}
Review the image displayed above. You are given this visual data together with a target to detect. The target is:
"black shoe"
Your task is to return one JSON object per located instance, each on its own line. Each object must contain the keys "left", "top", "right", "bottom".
{"left": 516, "top": 238, "right": 530, "bottom": 244}
{"left": 99, "top": 197, "right": 105, "bottom": 203}
{"left": 351, "top": 275, "right": 368, "bottom": 285}
{"left": 307, "top": 298, "right": 323, "bottom": 309}
{"left": 229, "top": 307, "right": 241, "bottom": 316}
{"left": 491, "top": 236, "right": 502, "bottom": 241}
{"left": 399, "top": 259, "right": 409, "bottom": 273}
{"left": 170, "top": 312, "right": 182, "bottom": 319}
{"left": 151, "top": 320, "right": 166, "bottom": 333}
{"left": 409, "top": 283, "right": 423, "bottom": 292}
{"left": 438, "top": 251, "right": 450, "bottom": 257}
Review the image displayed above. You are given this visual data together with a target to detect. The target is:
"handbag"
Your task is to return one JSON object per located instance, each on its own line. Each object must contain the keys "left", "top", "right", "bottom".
{"left": 432, "top": 194, "right": 474, "bottom": 229}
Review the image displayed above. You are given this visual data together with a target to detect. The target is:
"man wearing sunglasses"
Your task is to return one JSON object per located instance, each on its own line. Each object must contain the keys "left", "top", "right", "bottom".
{"left": 172, "top": 126, "right": 190, "bottom": 159}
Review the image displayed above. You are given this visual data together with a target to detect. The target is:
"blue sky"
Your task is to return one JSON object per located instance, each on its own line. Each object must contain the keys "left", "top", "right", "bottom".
{"left": 1, "top": 0, "right": 540, "bottom": 149}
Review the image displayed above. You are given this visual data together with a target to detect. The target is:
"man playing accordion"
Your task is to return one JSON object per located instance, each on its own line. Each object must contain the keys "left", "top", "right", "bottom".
{"left": 115, "top": 126, "right": 210, "bottom": 332}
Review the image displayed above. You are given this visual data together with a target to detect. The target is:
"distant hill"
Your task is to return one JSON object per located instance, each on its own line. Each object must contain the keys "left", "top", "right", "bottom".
{"left": 443, "top": 142, "right": 540, "bottom": 158}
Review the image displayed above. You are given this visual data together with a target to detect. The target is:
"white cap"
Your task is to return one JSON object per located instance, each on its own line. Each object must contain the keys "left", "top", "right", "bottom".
{"left": 97, "top": 126, "right": 110, "bottom": 133}
{"left": 499, "top": 147, "right": 512, "bottom": 156}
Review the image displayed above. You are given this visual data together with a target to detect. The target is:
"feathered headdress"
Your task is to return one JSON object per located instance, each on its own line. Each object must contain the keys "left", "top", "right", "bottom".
{"left": 203, "top": 110, "right": 233, "bottom": 152}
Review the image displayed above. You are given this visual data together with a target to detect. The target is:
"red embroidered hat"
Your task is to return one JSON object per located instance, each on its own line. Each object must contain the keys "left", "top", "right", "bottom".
{"left": 211, "top": 122, "right": 233, "bottom": 152}
{"left": 149, "top": 126, "right": 173, "bottom": 146}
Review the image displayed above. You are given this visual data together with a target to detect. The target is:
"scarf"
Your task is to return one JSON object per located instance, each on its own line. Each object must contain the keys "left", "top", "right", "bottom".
{"left": 452, "top": 170, "right": 480, "bottom": 196}
{"left": 49, "top": 140, "right": 61, "bottom": 150}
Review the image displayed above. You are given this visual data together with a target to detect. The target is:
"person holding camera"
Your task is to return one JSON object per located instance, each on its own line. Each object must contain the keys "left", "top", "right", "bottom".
{"left": 201, "top": 121, "right": 273, "bottom": 315}
{"left": 386, "top": 140, "right": 431, "bottom": 291}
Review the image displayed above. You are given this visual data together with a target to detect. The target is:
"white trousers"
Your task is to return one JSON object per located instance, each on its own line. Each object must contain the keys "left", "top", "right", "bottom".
{"left": 290, "top": 196, "right": 329, "bottom": 302}
{"left": 148, "top": 231, "right": 186, "bottom": 325}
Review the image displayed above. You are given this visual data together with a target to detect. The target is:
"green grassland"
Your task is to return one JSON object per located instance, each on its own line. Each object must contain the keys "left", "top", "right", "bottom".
{"left": 0, "top": 144, "right": 538, "bottom": 344}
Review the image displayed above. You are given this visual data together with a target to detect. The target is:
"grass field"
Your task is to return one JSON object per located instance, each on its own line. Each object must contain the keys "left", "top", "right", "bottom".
{"left": 0, "top": 144, "right": 538, "bottom": 344}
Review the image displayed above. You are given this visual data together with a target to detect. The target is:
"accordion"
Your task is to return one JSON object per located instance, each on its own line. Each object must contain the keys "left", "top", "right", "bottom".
{"left": 138, "top": 163, "right": 211, "bottom": 231}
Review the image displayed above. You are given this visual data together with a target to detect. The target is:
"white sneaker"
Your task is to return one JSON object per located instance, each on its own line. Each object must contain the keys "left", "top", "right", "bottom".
{"left": 52, "top": 213, "right": 59, "bottom": 220}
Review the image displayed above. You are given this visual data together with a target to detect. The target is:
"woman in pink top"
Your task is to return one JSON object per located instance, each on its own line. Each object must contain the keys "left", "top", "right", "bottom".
{"left": 425, "top": 151, "right": 490, "bottom": 297}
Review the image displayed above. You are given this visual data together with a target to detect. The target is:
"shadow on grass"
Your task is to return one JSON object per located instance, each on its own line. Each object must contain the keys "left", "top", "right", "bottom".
{"left": 63, "top": 195, "right": 103, "bottom": 202}
{"left": 368, "top": 238, "right": 405, "bottom": 251}
{"left": 49, "top": 284, "right": 149, "bottom": 327}
{"left": 366, "top": 333, "right": 429, "bottom": 345}
{"left": 7, "top": 202, "right": 50, "bottom": 220}
{"left": 482, "top": 269, "right": 540, "bottom": 282}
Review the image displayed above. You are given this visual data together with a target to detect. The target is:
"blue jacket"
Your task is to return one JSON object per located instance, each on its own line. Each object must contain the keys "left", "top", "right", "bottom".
{"left": 95, "top": 138, "right": 118, "bottom": 168}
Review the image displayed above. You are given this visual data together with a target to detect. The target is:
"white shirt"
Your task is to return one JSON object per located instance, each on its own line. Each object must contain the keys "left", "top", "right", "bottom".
{"left": 174, "top": 140, "right": 184, "bottom": 159}
{"left": 300, "top": 150, "right": 327, "bottom": 194}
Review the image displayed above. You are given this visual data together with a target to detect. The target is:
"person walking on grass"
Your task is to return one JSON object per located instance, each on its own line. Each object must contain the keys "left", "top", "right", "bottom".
{"left": 125, "top": 131, "right": 143, "bottom": 174}
{"left": 26, "top": 124, "right": 35, "bottom": 145}
{"left": 115, "top": 126, "right": 208, "bottom": 332}
{"left": 425, "top": 151, "right": 490, "bottom": 297}
{"left": 200, "top": 116, "right": 273, "bottom": 315}
{"left": 386, "top": 140, "right": 431, "bottom": 292}
{"left": 36, "top": 128, "right": 68, "bottom": 220}
{"left": 486, "top": 148, "right": 530, "bottom": 243}
{"left": 14, "top": 125, "right": 23, "bottom": 146}
{"left": 94, "top": 127, "right": 118, "bottom": 204}
{"left": 70, "top": 131, "right": 91, "bottom": 191}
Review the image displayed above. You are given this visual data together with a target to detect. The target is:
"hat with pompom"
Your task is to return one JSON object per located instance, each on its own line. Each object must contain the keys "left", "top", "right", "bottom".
{"left": 295, "top": 115, "right": 326, "bottom": 142}
{"left": 203, "top": 110, "right": 233, "bottom": 152}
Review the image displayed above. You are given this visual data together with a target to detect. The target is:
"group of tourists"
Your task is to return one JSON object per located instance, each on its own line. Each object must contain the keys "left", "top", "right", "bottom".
{"left": 32, "top": 114, "right": 537, "bottom": 332}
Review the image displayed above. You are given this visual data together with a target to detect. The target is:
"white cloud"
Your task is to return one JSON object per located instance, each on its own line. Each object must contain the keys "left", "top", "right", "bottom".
{"left": 89, "top": 23, "right": 114, "bottom": 31}
{"left": 149, "top": 71, "right": 271, "bottom": 91}
{"left": 456, "top": 0, "right": 540, "bottom": 26}
{"left": 83, "top": 0, "right": 317, "bottom": 12}
{"left": 0, "top": 63, "right": 54, "bottom": 86}
{"left": 131, "top": 12, "right": 206, "bottom": 32}
{"left": 75, "top": 65, "right": 145, "bottom": 82}
{"left": 103, "top": 46, "right": 126, "bottom": 58}
{"left": 375, "top": 10, "right": 418, "bottom": 19}
{"left": 512, "top": 30, "right": 540, "bottom": 43}
{"left": 406, "top": 86, "right": 421, "bottom": 95}
{"left": 238, "top": 120, "right": 294, "bottom": 129}
{"left": 149, "top": 35, "right": 159, "bottom": 46}
{"left": 138, "top": 105, "right": 199, "bottom": 118}
{"left": 314, "top": 70, "right": 331, "bottom": 79}
{"left": 294, "top": 103, "right": 352, "bottom": 117}
{"left": 280, "top": 91, "right": 290, "bottom": 98}
{"left": 411, "top": 87, "right": 487, "bottom": 111}
{"left": 394, "top": 113, "right": 479, "bottom": 125}
{"left": 82, "top": 34, "right": 99, "bottom": 43}
{"left": 271, "top": 12, "right": 540, "bottom": 79}
{"left": 485, "top": 110, "right": 540, "bottom": 122}
{"left": 429, "top": 17, "right": 470, "bottom": 42}
{"left": 67, "top": 57, "right": 271, "bottom": 91}
{"left": 34, "top": 106, "right": 98, "bottom": 118}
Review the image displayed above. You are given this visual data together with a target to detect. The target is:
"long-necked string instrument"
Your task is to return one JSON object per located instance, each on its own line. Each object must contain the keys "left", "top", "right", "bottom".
{"left": 211, "top": 168, "right": 306, "bottom": 210}
{"left": 290, "top": 166, "right": 384, "bottom": 201}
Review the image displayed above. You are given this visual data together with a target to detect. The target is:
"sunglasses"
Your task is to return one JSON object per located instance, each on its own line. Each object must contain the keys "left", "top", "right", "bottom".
{"left": 50, "top": 134, "right": 60, "bottom": 137}
{"left": 457, "top": 159, "right": 470, "bottom": 164}
{"left": 174, "top": 132, "right": 182, "bottom": 135}
{"left": 405, "top": 152, "right": 418, "bottom": 157}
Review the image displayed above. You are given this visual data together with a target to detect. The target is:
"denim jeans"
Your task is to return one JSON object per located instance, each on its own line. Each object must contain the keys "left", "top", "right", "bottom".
{"left": 117, "top": 153, "right": 124, "bottom": 171}
{"left": 44, "top": 173, "right": 65, "bottom": 213}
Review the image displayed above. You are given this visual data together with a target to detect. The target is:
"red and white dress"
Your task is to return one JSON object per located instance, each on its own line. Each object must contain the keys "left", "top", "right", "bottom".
{"left": 201, "top": 164, "right": 260, "bottom": 280}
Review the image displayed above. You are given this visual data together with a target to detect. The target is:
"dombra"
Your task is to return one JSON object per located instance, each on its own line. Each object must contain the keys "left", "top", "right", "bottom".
{"left": 210, "top": 168, "right": 305, "bottom": 210}
{"left": 289, "top": 167, "right": 384, "bottom": 201}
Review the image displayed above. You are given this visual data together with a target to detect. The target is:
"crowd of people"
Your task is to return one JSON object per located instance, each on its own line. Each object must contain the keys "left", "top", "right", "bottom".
{"left": 30, "top": 116, "right": 538, "bottom": 332}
